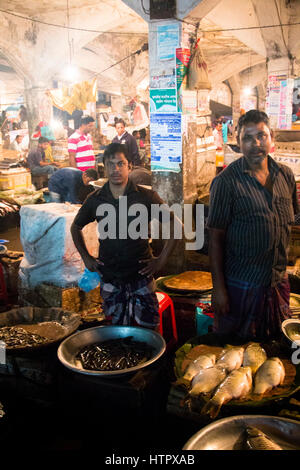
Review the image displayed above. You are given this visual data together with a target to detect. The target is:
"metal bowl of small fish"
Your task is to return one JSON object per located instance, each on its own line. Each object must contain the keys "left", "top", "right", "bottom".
{"left": 282, "top": 319, "right": 300, "bottom": 346}
{"left": 57, "top": 325, "right": 166, "bottom": 377}
{"left": 183, "top": 415, "right": 300, "bottom": 450}
{"left": 0, "top": 307, "right": 81, "bottom": 352}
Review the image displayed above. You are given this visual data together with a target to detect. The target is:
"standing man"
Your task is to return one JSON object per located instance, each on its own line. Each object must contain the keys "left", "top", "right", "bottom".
{"left": 112, "top": 118, "right": 141, "bottom": 166}
{"left": 71, "top": 142, "right": 178, "bottom": 329}
{"left": 27, "top": 137, "right": 59, "bottom": 177}
{"left": 48, "top": 167, "right": 98, "bottom": 204}
{"left": 207, "top": 110, "right": 299, "bottom": 341}
{"left": 68, "top": 116, "right": 96, "bottom": 171}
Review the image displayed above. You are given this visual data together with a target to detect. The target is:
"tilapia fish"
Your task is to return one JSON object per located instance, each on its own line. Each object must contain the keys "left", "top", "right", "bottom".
{"left": 216, "top": 347, "right": 244, "bottom": 372}
{"left": 254, "top": 357, "right": 285, "bottom": 395}
{"left": 243, "top": 343, "right": 267, "bottom": 374}
{"left": 177, "top": 353, "right": 216, "bottom": 386}
{"left": 246, "top": 426, "right": 282, "bottom": 450}
{"left": 202, "top": 366, "right": 252, "bottom": 418}
{"left": 189, "top": 366, "right": 227, "bottom": 397}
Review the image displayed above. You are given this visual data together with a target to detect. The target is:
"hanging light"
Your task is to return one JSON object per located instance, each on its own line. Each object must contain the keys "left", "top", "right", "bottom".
{"left": 62, "top": 0, "right": 79, "bottom": 83}
{"left": 243, "top": 87, "right": 252, "bottom": 96}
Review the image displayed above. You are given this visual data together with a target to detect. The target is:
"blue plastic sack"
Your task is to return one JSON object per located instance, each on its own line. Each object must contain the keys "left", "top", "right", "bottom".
{"left": 195, "top": 306, "right": 214, "bottom": 336}
{"left": 78, "top": 268, "right": 101, "bottom": 292}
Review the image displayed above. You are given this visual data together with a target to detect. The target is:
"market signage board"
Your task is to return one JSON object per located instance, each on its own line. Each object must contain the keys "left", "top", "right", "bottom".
{"left": 150, "top": 113, "right": 182, "bottom": 172}
{"left": 150, "top": 89, "right": 177, "bottom": 113}
{"left": 157, "top": 24, "right": 179, "bottom": 61}
{"left": 176, "top": 47, "right": 190, "bottom": 112}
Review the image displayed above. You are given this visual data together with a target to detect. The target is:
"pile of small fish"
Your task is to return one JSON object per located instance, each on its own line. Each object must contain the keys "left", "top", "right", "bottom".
{"left": 76, "top": 336, "right": 154, "bottom": 371}
{"left": 0, "top": 326, "right": 49, "bottom": 348}
{"left": 176, "top": 343, "right": 286, "bottom": 418}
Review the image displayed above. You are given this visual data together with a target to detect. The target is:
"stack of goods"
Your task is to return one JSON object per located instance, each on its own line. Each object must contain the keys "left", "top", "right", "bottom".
{"left": 52, "top": 140, "right": 69, "bottom": 163}
{"left": 169, "top": 339, "right": 298, "bottom": 421}
{"left": 19, "top": 282, "right": 104, "bottom": 322}
{"left": 1, "top": 250, "right": 23, "bottom": 297}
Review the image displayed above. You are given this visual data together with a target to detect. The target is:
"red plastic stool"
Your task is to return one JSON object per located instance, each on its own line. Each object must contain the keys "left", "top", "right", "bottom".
{"left": 0, "top": 263, "right": 8, "bottom": 304}
{"left": 156, "top": 292, "right": 178, "bottom": 349}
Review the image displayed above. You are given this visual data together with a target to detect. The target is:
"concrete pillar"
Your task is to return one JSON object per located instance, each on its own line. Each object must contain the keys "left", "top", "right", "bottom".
{"left": 24, "top": 81, "right": 53, "bottom": 148}
{"left": 266, "top": 57, "right": 294, "bottom": 130}
{"left": 228, "top": 75, "right": 241, "bottom": 137}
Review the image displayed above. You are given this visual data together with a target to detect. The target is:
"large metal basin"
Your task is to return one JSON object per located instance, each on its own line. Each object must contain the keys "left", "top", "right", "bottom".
{"left": 57, "top": 325, "right": 166, "bottom": 377}
{"left": 183, "top": 415, "right": 300, "bottom": 450}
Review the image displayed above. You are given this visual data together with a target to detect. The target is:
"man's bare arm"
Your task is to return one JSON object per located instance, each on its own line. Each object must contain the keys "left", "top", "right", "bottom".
{"left": 71, "top": 222, "right": 102, "bottom": 272}
{"left": 69, "top": 152, "right": 77, "bottom": 168}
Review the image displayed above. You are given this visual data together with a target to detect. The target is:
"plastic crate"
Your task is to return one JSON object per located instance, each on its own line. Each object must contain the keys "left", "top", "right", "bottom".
{"left": 0, "top": 169, "right": 31, "bottom": 190}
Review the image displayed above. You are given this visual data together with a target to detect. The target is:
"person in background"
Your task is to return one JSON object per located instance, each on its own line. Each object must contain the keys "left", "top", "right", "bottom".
{"left": 18, "top": 105, "right": 28, "bottom": 126}
{"left": 71, "top": 142, "right": 178, "bottom": 329}
{"left": 68, "top": 116, "right": 96, "bottom": 171}
{"left": 10, "top": 135, "right": 24, "bottom": 154}
{"left": 129, "top": 166, "right": 151, "bottom": 186}
{"left": 48, "top": 167, "right": 98, "bottom": 204}
{"left": 63, "top": 121, "right": 74, "bottom": 138}
{"left": 27, "top": 137, "right": 59, "bottom": 178}
{"left": 112, "top": 118, "right": 141, "bottom": 166}
{"left": 222, "top": 119, "right": 228, "bottom": 144}
{"left": 207, "top": 109, "right": 299, "bottom": 342}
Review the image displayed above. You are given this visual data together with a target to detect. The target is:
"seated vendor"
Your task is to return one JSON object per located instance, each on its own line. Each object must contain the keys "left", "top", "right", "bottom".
{"left": 27, "top": 137, "right": 60, "bottom": 177}
{"left": 48, "top": 167, "right": 98, "bottom": 204}
{"left": 10, "top": 134, "right": 24, "bottom": 155}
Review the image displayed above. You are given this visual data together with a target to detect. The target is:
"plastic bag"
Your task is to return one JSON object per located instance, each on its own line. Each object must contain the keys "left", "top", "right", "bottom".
{"left": 78, "top": 267, "right": 101, "bottom": 292}
{"left": 188, "top": 39, "right": 211, "bottom": 91}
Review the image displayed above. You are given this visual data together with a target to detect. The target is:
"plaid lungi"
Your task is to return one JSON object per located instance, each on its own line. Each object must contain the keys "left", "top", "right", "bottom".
{"left": 213, "top": 274, "right": 292, "bottom": 341}
{"left": 100, "top": 277, "right": 159, "bottom": 329}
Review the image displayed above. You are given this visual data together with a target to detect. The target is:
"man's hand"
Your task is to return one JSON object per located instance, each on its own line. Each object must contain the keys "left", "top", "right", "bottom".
{"left": 211, "top": 286, "right": 230, "bottom": 316}
{"left": 138, "top": 256, "right": 165, "bottom": 277}
{"left": 83, "top": 254, "right": 103, "bottom": 273}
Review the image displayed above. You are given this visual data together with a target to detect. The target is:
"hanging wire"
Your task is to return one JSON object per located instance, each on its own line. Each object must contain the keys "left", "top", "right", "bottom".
{"left": 0, "top": 8, "right": 300, "bottom": 34}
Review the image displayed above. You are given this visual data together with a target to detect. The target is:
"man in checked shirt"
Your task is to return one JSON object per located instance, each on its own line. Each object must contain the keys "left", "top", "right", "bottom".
{"left": 207, "top": 110, "right": 299, "bottom": 341}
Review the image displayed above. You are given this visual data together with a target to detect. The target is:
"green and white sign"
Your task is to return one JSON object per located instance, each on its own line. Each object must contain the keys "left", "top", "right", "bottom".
{"left": 150, "top": 89, "right": 177, "bottom": 113}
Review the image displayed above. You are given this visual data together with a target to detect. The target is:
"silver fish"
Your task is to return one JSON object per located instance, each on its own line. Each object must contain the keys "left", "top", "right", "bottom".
{"left": 176, "top": 353, "right": 216, "bottom": 387}
{"left": 202, "top": 366, "right": 252, "bottom": 418}
{"left": 189, "top": 366, "right": 227, "bottom": 396}
{"left": 243, "top": 343, "right": 267, "bottom": 374}
{"left": 254, "top": 357, "right": 285, "bottom": 395}
{"left": 246, "top": 426, "right": 282, "bottom": 450}
{"left": 216, "top": 347, "right": 244, "bottom": 372}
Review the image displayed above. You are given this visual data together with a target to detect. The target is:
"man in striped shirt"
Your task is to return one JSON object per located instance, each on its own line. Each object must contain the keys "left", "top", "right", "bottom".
{"left": 207, "top": 110, "right": 299, "bottom": 341}
{"left": 68, "top": 116, "right": 96, "bottom": 171}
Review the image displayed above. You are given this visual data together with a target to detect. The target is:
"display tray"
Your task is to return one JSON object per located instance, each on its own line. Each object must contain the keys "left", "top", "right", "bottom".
{"left": 162, "top": 271, "right": 212, "bottom": 293}
{"left": 0, "top": 307, "right": 81, "bottom": 352}
{"left": 173, "top": 333, "right": 300, "bottom": 413}
{"left": 156, "top": 275, "right": 212, "bottom": 298}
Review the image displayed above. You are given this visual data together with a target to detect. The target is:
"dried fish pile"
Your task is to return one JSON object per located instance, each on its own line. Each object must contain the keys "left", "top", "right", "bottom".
{"left": 0, "top": 326, "right": 49, "bottom": 348}
{"left": 77, "top": 336, "right": 154, "bottom": 371}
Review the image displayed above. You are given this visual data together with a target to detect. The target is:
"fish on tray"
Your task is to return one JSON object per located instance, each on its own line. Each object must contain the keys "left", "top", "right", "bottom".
{"left": 216, "top": 347, "right": 244, "bottom": 372}
{"left": 176, "top": 353, "right": 216, "bottom": 386}
{"left": 245, "top": 426, "right": 282, "bottom": 450}
{"left": 189, "top": 366, "right": 227, "bottom": 397}
{"left": 254, "top": 357, "right": 285, "bottom": 395}
{"left": 243, "top": 343, "right": 267, "bottom": 374}
{"left": 201, "top": 367, "right": 252, "bottom": 418}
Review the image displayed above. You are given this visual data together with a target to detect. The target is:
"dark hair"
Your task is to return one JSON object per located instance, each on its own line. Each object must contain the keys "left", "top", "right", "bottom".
{"left": 115, "top": 118, "right": 126, "bottom": 127}
{"left": 15, "top": 135, "right": 22, "bottom": 139}
{"left": 80, "top": 116, "right": 95, "bottom": 126}
{"left": 103, "top": 143, "right": 130, "bottom": 163}
{"left": 84, "top": 168, "right": 98, "bottom": 180}
{"left": 38, "top": 136, "right": 49, "bottom": 144}
{"left": 238, "top": 109, "right": 270, "bottom": 138}
{"left": 132, "top": 130, "right": 139, "bottom": 137}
